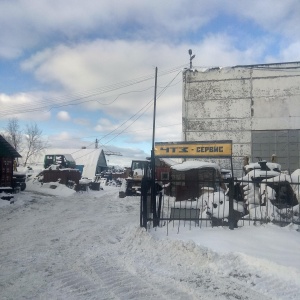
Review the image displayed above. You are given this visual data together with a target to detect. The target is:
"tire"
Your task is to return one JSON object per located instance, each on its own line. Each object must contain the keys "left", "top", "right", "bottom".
{"left": 20, "top": 182, "right": 26, "bottom": 191}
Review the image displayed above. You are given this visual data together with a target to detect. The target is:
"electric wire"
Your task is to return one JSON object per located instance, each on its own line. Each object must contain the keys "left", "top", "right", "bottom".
{"left": 122, "top": 122, "right": 182, "bottom": 134}
{"left": 3, "top": 63, "right": 299, "bottom": 117}
{"left": 100, "top": 99, "right": 153, "bottom": 143}
{"left": 0, "top": 64, "right": 187, "bottom": 116}
{"left": 72, "top": 69, "right": 182, "bottom": 160}
{"left": 101, "top": 70, "right": 182, "bottom": 145}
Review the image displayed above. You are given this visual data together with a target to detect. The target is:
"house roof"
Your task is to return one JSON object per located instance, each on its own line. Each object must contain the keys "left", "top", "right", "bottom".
{"left": 159, "top": 158, "right": 181, "bottom": 166}
{"left": 0, "top": 135, "right": 21, "bottom": 158}
{"left": 171, "top": 160, "right": 220, "bottom": 172}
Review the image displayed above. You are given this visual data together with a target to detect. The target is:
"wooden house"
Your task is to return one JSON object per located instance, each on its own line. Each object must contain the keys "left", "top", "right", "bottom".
{"left": 155, "top": 158, "right": 177, "bottom": 182}
{"left": 0, "top": 135, "right": 21, "bottom": 192}
{"left": 170, "top": 161, "right": 225, "bottom": 201}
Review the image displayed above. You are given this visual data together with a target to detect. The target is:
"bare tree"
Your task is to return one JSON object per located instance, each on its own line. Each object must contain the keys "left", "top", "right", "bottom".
{"left": 4, "top": 118, "right": 23, "bottom": 153}
{"left": 23, "top": 122, "right": 48, "bottom": 166}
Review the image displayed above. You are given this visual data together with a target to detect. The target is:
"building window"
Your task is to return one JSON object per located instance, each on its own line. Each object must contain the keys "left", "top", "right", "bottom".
{"left": 161, "top": 172, "right": 169, "bottom": 181}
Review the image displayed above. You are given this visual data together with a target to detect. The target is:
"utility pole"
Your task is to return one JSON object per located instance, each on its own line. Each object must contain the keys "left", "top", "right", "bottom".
{"left": 141, "top": 67, "right": 158, "bottom": 229}
{"left": 151, "top": 67, "right": 158, "bottom": 227}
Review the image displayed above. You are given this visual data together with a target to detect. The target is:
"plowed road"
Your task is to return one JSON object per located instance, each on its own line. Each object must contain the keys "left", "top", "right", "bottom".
{"left": 0, "top": 187, "right": 268, "bottom": 299}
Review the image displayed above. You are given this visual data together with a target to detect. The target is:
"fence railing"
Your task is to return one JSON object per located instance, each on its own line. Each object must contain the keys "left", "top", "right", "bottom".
{"left": 141, "top": 175, "right": 300, "bottom": 231}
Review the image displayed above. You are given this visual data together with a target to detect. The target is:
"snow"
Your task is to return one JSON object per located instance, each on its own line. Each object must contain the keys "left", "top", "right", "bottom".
{"left": 171, "top": 160, "right": 220, "bottom": 171}
{"left": 0, "top": 187, "right": 13, "bottom": 190}
{"left": 26, "top": 179, "right": 77, "bottom": 197}
{"left": 244, "top": 162, "right": 281, "bottom": 172}
{"left": 239, "top": 169, "right": 281, "bottom": 181}
{"left": 160, "top": 157, "right": 181, "bottom": 166}
{"left": 0, "top": 184, "right": 300, "bottom": 299}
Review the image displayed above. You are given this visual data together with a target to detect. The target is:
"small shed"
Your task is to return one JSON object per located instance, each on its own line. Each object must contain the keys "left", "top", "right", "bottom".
{"left": 155, "top": 158, "right": 178, "bottom": 181}
{"left": 170, "top": 161, "right": 224, "bottom": 201}
{"left": 0, "top": 135, "right": 22, "bottom": 190}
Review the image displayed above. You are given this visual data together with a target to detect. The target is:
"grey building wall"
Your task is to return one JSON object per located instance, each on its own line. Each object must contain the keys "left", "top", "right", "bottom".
{"left": 182, "top": 62, "right": 300, "bottom": 176}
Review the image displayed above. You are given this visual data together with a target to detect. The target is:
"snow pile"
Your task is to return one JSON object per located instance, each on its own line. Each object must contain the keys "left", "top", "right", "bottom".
{"left": 244, "top": 161, "right": 281, "bottom": 173}
{"left": 203, "top": 191, "right": 244, "bottom": 218}
{"left": 0, "top": 191, "right": 14, "bottom": 207}
{"left": 26, "top": 179, "right": 76, "bottom": 197}
{"left": 149, "top": 223, "right": 300, "bottom": 299}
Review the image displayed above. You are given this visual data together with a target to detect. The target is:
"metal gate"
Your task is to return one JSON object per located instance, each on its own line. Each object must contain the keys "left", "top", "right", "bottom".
{"left": 140, "top": 172, "right": 300, "bottom": 232}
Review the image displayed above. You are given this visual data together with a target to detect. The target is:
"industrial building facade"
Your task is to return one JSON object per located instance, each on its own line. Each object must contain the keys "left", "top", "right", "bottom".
{"left": 182, "top": 61, "right": 300, "bottom": 176}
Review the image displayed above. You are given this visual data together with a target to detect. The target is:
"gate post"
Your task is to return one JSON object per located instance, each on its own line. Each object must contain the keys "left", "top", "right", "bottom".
{"left": 140, "top": 176, "right": 149, "bottom": 229}
{"left": 228, "top": 178, "right": 235, "bottom": 230}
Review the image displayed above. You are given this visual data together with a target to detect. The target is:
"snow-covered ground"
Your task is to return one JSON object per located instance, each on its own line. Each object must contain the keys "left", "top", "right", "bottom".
{"left": 0, "top": 183, "right": 300, "bottom": 299}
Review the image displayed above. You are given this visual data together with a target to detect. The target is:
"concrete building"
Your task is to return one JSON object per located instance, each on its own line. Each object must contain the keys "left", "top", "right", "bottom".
{"left": 182, "top": 61, "right": 300, "bottom": 176}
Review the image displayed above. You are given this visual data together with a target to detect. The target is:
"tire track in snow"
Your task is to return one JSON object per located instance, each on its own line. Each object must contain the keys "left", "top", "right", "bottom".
{"left": 47, "top": 270, "right": 112, "bottom": 300}
{"left": 89, "top": 255, "right": 195, "bottom": 299}
{"left": 43, "top": 255, "right": 194, "bottom": 299}
{"left": 0, "top": 187, "right": 272, "bottom": 299}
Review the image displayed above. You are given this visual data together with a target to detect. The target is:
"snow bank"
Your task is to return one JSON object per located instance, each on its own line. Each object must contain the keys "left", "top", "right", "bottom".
{"left": 26, "top": 179, "right": 76, "bottom": 197}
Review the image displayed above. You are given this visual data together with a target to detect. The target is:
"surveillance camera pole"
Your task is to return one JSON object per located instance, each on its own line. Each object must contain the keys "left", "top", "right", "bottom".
{"left": 189, "top": 49, "right": 195, "bottom": 69}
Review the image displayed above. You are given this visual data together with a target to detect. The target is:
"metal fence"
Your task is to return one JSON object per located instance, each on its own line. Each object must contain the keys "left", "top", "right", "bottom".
{"left": 140, "top": 173, "right": 300, "bottom": 232}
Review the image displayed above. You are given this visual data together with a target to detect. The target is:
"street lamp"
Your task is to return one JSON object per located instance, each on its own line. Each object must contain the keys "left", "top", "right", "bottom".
{"left": 189, "top": 49, "right": 195, "bottom": 69}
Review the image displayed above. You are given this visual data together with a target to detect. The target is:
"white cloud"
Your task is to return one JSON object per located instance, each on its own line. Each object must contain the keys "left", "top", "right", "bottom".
{"left": 17, "top": 35, "right": 267, "bottom": 147}
{"left": 227, "top": 0, "right": 300, "bottom": 38}
{"left": 47, "top": 131, "right": 86, "bottom": 149}
{"left": 50, "top": 131, "right": 72, "bottom": 141}
{"left": 73, "top": 118, "right": 91, "bottom": 126}
{"left": 57, "top": 111, "right": 71, "bottom": 121}
{"left": 20, "top": 35, "right": 263, "bottom": 108}
{"left": 278, "top": 42, "right": 300, "bottom": 62}
{"left": 21, "top": 34, "right": 267, "bottom": 90}
{"left": 0, "top": 0, "right": 216, "bottom": 59}
{"left": 2, "top": 0, "right": 300, "bottom": 152}
{"left": 0, "top": 93, "right": 51, "bottom": 121}
{"left": 94, "top": 118, "right": 116, "bottom": 133}
{"left": 2, "top": 1, "right": 299, "bottom": 60}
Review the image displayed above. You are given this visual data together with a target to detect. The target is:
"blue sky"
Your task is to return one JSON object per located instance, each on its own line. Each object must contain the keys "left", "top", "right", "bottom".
{"left": 1, "top": 0, "right": 300, "bottom": 160}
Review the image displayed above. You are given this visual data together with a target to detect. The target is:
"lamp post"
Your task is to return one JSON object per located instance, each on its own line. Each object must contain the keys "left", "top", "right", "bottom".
{"left": 189, "top": 49, "right": 195, "bottom": 69}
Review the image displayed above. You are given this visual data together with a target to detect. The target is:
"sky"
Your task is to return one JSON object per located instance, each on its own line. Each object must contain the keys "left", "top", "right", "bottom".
{"left": 1, "top": 0, "right": 300, "bottom": 159}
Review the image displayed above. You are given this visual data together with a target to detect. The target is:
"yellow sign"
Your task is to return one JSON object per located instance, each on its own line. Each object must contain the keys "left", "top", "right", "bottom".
{"left": 155, "top": 141, "right": 232, "bottom": 158}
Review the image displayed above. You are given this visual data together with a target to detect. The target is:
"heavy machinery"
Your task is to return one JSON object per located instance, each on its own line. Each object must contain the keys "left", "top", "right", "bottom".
{"left": 44, "top": 154, "right": 76, "bottom": 169}
{"left": 120, "top": 160, "right": 150, "bottom": 197}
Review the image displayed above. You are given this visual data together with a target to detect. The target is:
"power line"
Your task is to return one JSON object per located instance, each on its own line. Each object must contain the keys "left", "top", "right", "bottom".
{"left": 102, "top": 70, "right": 182, "bottom": 145}
{"left": 0, "top": 64, "right": 187, "bottom": 117}
{"left": 48, "top": 122, "right": 182, "bottom": 145}
{"left": 121, "top": 122, "right": 182, "bottom": 134}
{"left": 66, "top": 69, "right": 182, "bottom": 161}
